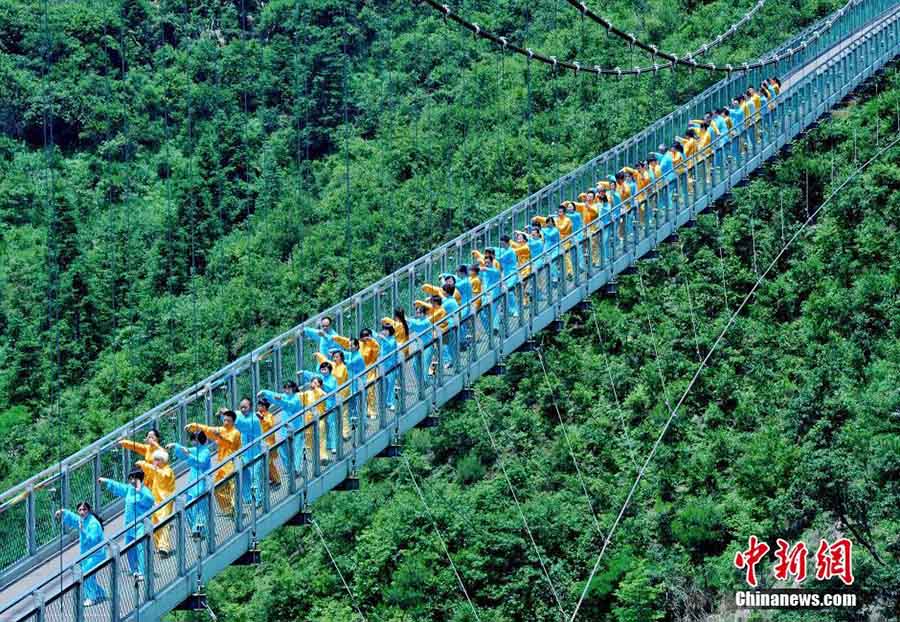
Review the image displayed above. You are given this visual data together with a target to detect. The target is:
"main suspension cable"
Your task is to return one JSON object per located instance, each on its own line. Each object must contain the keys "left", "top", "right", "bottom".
{"left": 567, "top": 0, "right": 850, "bottom": 73}
{"left": 419, "top": 0, "right": 849, "bottom": 75}
{"left": 568, "top": 131, "right": 900, "bottom": 622}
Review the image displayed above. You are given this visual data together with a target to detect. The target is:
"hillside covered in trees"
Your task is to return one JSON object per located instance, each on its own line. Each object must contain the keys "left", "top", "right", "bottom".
{"left": 0, "top": 0, "right": 843, "bottom": 485}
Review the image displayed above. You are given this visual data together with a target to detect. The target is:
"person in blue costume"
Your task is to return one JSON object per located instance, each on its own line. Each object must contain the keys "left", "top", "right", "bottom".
{"left": 437, "top": 282, "right": 461, "bottom": 368}
{"left": 728, "top": 98, "right": 745, "bottom": 161}
{"left": 711, "top": 109, "right": 730, "bottom": 169}
{"left": 472, "top": 248, "right": 501, "bottom": 331}
{"left": 258, "top": 381, "right": 303, "bottom": 473}
{"left": 303, "top": 315, "right": 339, "bottom": 355}
{"left": 450, "top": 266, "right": 475, "bottom": 350}
{"left": 533, "top": 216, "right": 561, "bottom": 284}
{"left": 300, "top": 360, "right": 339, "bottom": 453}
{"left": 99, "top": 470, "right": 155, "bottom": 576}
{"left": 167, "top": 430, "right": 212, "bottom": 531}
{"left": 497, "top": 237, "right": 520, "bottom": 321}
{"left": 407, "top": 301, "right": 436, "bottom": 383}
{"left": 235, "top": 397, "right": 263, "bottom": 505}
{"left": 374, "top": 323, "right": 399, "bottom": 411}
{"left": 565, "top": 202, "right": 587, "bottom": 272}
{"left": 56, "top": 501, "right": 107, "bottom": 606}
{"left": 649, "top": 144, "right": 676, "bottom": 217}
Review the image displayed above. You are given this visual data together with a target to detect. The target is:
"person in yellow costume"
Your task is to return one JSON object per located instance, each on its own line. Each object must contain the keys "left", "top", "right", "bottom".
{"left": 315, "top": 349, "right": 351, "bottom": 440}
{"left": 255, "top": 398, "right": 282, "bottom": 487}
{"left": 422, "top": 279, "right": 462, "bottom": 305}
{"left": 747, "top": 86, "right": 763, "bottom": 143}
{"left": 608, "top": 173, "right": 633, "bottom": 242}
{"left": 571, "top": 193, "right": 601, "bottom": 264}
{"left": 509, "top": 231, "right": 532, "bottom": 278}
{"left": 382, "top": 307, "right": 410, "bottom": 355}
{"left": 185, "top": 409, "right": 242, "bottom": 517}
{"left": 620, "top": 166, "right": 648, "bottom": 229}
{"left": 549, "top": 204, "right": 574, "bottom": 278}
{"left": 119, "top": 429, "right": 163, "bottom": 490}
{"left": 135, "top": 448, "right": 175, "bottom": 556}
{"left": 300, "top": 376, "right": 329, "bottom": 464}
{"left": 687, "top": 120, "right": 715, "bottom": 185}
{"left": 334, "top": 329, "right": 380, "bottom": 419}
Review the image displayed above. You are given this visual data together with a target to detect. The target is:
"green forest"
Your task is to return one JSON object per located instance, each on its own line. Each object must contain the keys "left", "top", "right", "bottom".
{"left": 3, "top": 0, "right": 900, "bottom": 620}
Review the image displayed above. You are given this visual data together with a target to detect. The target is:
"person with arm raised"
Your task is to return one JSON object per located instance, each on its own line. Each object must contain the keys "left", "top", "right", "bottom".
{"left": 134, "top": 448, "right": 176, "bottom": 556}
{"left": 235, "top": 397, "right": 264, "bottom": 507}
{"left": 118, "top": 429, "right": 163, "bottom": 490}
{"left": 55, "top": 501, "right": 107, "bottom": 606}
{"left": 299, "top": 360, "right": 340, "bottom": 451}
{"left": 302, "top": 316, "right": 339, "bottom": 355}
{"left": 258, "top": 381, "right": 303, "bottom": 474}
{"left": 334, "top": 329, "right": 380, "bottom": 419}
{"left": 98, "top": 469, "right": 155, "bottom": 576}
{"left": 166, "top": 430, "right": 213, "bottom": 529}
{"left": 185, "top": 409, "right": 242, "bottom": 517}
{"left": 373, "top": 323, "right": 399, "bottom": 412}
{"left": 253, "top": 399, "right": 282, "bottom": 487}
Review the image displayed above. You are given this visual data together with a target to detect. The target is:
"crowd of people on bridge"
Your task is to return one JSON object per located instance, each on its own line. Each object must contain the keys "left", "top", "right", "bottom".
{"left": 55, "top": 76, "right": 781, "bottom": 607}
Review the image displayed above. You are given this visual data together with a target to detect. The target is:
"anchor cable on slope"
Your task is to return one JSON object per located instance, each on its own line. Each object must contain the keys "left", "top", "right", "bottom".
{"left": 568, "top": 131, "right": 900, "bottom": 622}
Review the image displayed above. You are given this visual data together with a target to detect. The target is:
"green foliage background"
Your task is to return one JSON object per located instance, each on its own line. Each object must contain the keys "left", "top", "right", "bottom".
{"left": 3, "top": 0, "right": 900, "bottom": 619}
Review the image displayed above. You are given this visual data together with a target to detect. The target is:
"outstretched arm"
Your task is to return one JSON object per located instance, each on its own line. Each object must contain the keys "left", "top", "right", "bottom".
{"left": 185, "top": 423, "right": 225, "bottom": 444}
{"left": 333, "top": 334, "right": 352, "bottom": 350}
{"left": 118, "top": 439, "right": 150, "bottom": 456}
{"left": 99, "top": 478, "right": 131, "bottom": 499}
{"left": 58, "top": 509, "right": 80, "bottom": 530}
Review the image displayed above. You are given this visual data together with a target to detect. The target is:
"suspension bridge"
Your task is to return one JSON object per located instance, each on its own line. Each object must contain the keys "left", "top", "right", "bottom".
{"left": 1, "top": 0, "right": 899, "bottom": 619}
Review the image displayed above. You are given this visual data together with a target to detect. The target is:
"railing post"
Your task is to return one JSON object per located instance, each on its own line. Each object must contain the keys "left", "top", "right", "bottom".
{"left": 73, "top": 565, "right": 84, "bottom": 622}
{"left": 175, "top": 496, "right": 186, "bottom": 578}
{"left": 313, "top": 413, "right": 323, "bottom": 471}
{"left": 26, "top": 484, "right": 37, "bottom": 555}
{"left": 234, "top": 458, "right": 244, "bottom": 534}
{"left": 285, "top": 428, "right": 297, "bottom": 494}
{"left": 92, "top": 453, "right": 102, "bottom": 511}
{"left": 205, "top": 477, "right": 216, "bottom": 556}
{"left": 144, "top": 519, "right": 155, "bottom": 601}
{"left": 60, "top": 465, "right": 70, "bottom": 512}
{"left": 109, "top": 541, "right": 120, "bottom": 622}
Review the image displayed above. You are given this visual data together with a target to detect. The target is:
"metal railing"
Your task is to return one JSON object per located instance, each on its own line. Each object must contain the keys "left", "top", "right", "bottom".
{"left": 1, "top": 0, "right": 898, "bottom": 618}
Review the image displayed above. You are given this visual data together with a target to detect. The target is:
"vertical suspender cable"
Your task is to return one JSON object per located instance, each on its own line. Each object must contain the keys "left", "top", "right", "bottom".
{"left": 240, "top": 0, "right": 251, "bottom": 223}
{"left": 119, "top": 2, "right": 144, "bottom": 615}
{"left": 40, "top": 0, "right": 64, "bottom": 590}
{"left": 294, "top": 1, "right": 310, "bottom": 269}
{"left": 343, "top": 7, "right": 352, "bottom": 298}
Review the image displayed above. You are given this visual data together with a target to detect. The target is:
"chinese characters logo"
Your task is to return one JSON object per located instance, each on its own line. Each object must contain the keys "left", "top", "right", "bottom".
{"left": 734, "top": 536, "right": 854, "bottom": 587}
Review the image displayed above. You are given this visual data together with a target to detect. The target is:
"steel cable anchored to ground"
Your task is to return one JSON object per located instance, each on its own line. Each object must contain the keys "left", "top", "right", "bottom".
{"left": 568, "top": 131, "right": 900, "bottom": 622}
